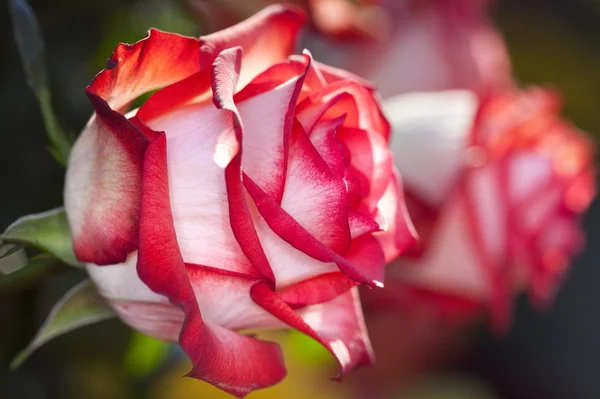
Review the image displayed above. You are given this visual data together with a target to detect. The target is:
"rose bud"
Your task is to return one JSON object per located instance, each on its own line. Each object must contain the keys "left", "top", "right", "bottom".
{"left": 63, "top": 5, "right": 416, "bottom": 397}
{"left": 379, "top": 89, "right": 595, "bottom": 328}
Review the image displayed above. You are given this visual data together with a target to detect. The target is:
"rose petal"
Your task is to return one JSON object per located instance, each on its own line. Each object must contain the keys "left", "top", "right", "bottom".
{"left": 237, "top": 55, "right": 309, "bottom": 203}
{"left": 145, "top": 102, "right": 259, "bottom": 276}
{"left": 137, "top": 134, "right": 286, "bottom": 398}
{"left": 279, "top": 121, "right": 351, "bottom": 254}
{"left": 277, "top": 272, "right": 356, "bottom": 307}
{"left": 66, "top": 29, "right": 207, "bottom": 264}
{"left": 234, "top": 53, "right": 311, "bottom": 103}
{"left": 65, "top": 93, "right": 147, "bottom": 264}
{"left": 110, "top": 300, "right": 185, "bottom": 342}
{"left": 186, "top": 265, "right": 283, "bottom": 330}
{"left": 136, "top": 70, "right": 213, "bottom": 122}
{"left": 211, "top": 46, "right": 277, "bottom": 282}
{"left": 129, "top": 115, "right": 162, "bottom": 141}
{"left": 86, "top": 252, "right": 164, "bottom": 303}
{"left": 384, "top": 90, "right": 479, "bottom": 205}
{"left": 297, "top": 287, "right": 375, "bottom": 376}
{"left": 348, "top": 210, "right": 381, "bottom": 239}
{"left": 296, "top": 91, "right": 356, "bottom": 133}
{"left": 298, "top": 80, "right": 390, "bottom": 140}
{"left": 392, "top": 196, "right": 491, "bottom": 300}
{"left": 251, "top": 284, "right": 374, "bottom": 376}
{"left": 199, "top": 4, "right": 305, "bottom": 89}
{"left": 88, "top": 29, "right": 202, "bottom": 111}
{"left": 308, "top": 116, "right": 347, "bottom": 176}
{"left": 312, "top": 60, "right": 375, "bottom": 90}
{"left": 244, "top": 175, "right": 380, "bottom": 287}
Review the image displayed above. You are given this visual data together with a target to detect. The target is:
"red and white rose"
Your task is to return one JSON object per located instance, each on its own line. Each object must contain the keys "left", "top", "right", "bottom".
{"left": 63, "top": 5, "right": 415, "bottom": 397}
{"left": 380, "top": 89, "right": 595, "bottom": 327}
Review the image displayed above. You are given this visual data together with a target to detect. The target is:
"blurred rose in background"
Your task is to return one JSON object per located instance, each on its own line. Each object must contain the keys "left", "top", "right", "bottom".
{"left": 186, "top": 0, "right": 389, "bottom": 40}
{"left": 382, "top": 87, "right": 594, "bottom": 325}
{"left": 350, "top": 0, "right": 512, "bottom": 96}
{"left": 353, "top": 86, "right": 594, "bottom": 398}
{"left": 188, "top": 0, "right": 512, "bottom": 95}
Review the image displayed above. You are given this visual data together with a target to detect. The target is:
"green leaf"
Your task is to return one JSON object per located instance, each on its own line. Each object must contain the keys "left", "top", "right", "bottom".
{"left": 0, "top": 244, "right": 28, "bottom": 275}
{"left": 0, "top": 244, "right": 26, "bottom": 260}
{"left": 9, "top": 0, "right": 46, "bottom": 91}
{"left": 1, "top": 207, "right": 82, "bottom": 268}
{"left": 11, "top": 279, "right": 115, "bottom": 369}
{"left": 10, "top": 0, "right": 72, "bottom": 165}
{"left": 287, "top": 330, "right": 331, "bottom": 365}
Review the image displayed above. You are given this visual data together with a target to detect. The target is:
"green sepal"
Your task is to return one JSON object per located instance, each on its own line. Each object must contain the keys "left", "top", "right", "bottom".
{"left": 1, "top": 207, "right": 82, "bottom": 268}
{"left": 11, "top": 279, "right": 115, "bottom": 369}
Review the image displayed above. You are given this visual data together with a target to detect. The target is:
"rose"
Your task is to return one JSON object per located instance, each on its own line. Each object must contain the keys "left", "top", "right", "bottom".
{"left": 63, "top": 5, "right": 416, "bottom": 397}
{"left": 365, "top": 0, "right": 511, "bottom": 96}
{"left": 379, "top": 89, "right": 594, "bottom": 328}
{"left": 327, "top": 0, "right": 512, "bottom": 98}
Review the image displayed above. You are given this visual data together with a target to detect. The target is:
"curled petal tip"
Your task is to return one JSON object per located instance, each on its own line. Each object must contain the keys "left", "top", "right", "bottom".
{"left": 302, "top": 48, "right": 314, "bottom": 58}
{"left": 372, "top": 280, "right": 384, "bottom": 288}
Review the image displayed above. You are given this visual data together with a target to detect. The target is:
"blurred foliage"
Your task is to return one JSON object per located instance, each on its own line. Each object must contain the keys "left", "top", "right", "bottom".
{"left": 404, "top": 375, "right": 500, "bottom": 399}
{"left": 122, "top": 332, "right": 171, "bottom": 379}
{"left": 288, "top": 329, "right": 333, "bottom": 365}
{"left": 493, "top": 1, "right": 600, "bottom": 135}
{"left": 10, "top": 0, "right": 73, "bottom": 165}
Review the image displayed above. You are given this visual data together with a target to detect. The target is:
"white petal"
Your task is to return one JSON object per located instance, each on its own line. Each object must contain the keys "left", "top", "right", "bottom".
{"left": 384, "top": 90, "right": 479, "bottom": 204}
{"left": 146, "top": 104, "right": 255, "bottom": 274}
{"left": 86, "top": 252, "right": 168, "bottom": 304}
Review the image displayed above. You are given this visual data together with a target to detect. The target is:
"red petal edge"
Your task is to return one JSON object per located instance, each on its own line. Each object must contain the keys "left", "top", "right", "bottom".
{"left": 199, "top": 4, "right": 306, "bottom": 88}
{"left": 88, "top": 29, "right": 202, "bottom": 111}
{"left": 252, "top": 285, "right": 374, "bottom": 376}
{"left": 278, "top": 272, "right": 357, "bottom": 307}
{"left": 65, "top": 92, "right": 147, "bottom": 265}
{"left": 211, "top": 47, "right": 277, "bottom": 283}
